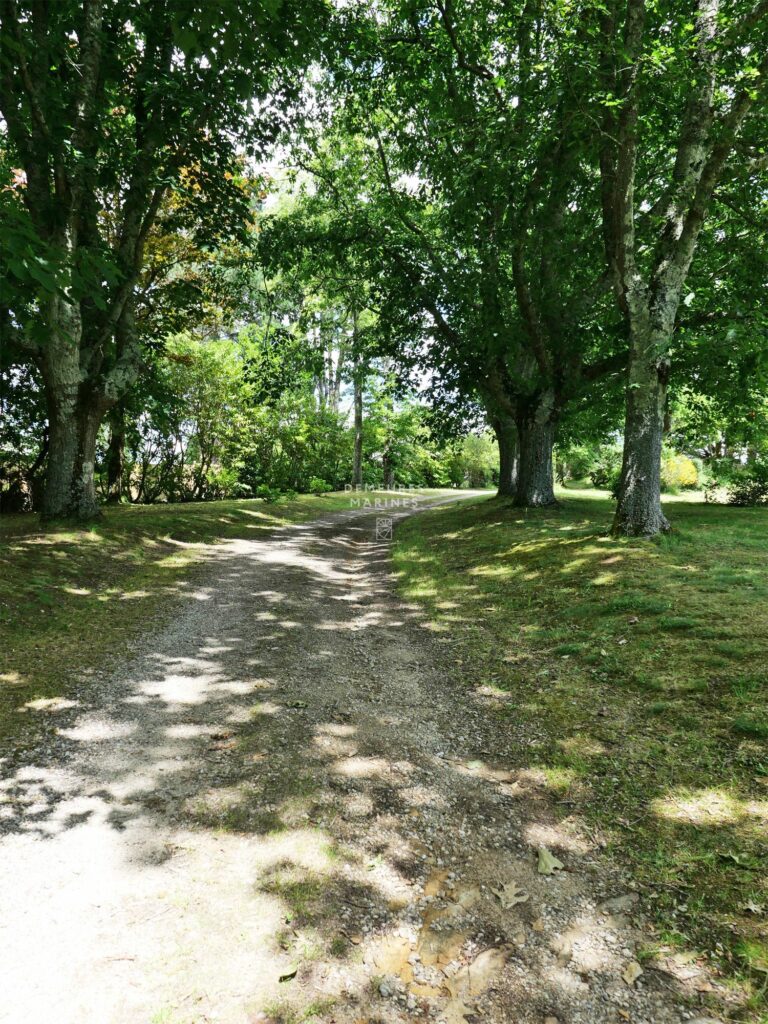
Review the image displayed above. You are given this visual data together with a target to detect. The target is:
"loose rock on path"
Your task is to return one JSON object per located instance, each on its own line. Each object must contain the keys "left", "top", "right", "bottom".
{"left": 0, "top": 498, "right": 710, "bottom": 1023}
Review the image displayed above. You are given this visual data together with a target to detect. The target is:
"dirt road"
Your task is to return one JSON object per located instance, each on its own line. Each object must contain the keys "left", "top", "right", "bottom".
{"left": 0, "top": 497, "right": 698, "bottom": 1024}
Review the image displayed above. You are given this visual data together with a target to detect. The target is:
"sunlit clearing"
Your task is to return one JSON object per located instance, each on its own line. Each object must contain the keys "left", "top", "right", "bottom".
{"left": 590, "top": 572, "right": 617, "bottom": 586}
{"left": 558, "top": 736, "right": 608, "bottom": 758}
{"left": 652, "top": 788, "right": 768, "bottom": 826}
{"left": 0, "top": 672, "right": 25, "bottom": 685}
{"left": 334, "top": 756, "right": 397, "bottom": 778}
{"left": 22, "top": 697, "right": 78, "bottom": 712}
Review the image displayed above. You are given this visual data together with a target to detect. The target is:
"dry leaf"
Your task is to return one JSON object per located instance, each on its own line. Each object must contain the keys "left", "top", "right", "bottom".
{"left": 538, "top": 847, "right": 564, "bottom": 875}
{"left": 742, "top": 900, "right": 765, "bottom": 916}
{"left": 622, "top": 961, "right": 643, "bottom": 986}
{"left": 492, "top": 882, "right": 530, "bottom": 909}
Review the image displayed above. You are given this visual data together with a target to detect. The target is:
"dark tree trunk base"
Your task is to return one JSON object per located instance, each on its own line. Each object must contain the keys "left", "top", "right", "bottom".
{"left": 514, "top": 393, "right": 557, "bottom": 507}
{"left": 611, "top": 505, "right": 670, "bottom": 537}
{"left": 612, "top": 335, "right": 670, "bottom": 537}
{"left": 493, "top": 416, "right": 519, "bottom": 497}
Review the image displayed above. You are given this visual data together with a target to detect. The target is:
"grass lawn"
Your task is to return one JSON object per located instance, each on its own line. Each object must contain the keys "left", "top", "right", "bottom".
{"left": 0, "top": 490, "right": 428, "bottom": 747}
{"left": 394, "top": 488, "right": 768, "bottom": 1020}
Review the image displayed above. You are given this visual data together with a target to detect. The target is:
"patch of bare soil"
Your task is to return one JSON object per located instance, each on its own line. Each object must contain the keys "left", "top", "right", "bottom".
{"left": 0, "top": 499, "right": 714, "bottom": 1024}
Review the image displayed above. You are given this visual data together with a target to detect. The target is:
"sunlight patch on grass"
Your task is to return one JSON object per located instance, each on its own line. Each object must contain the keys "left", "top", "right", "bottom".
{"left": 394, "top": 490, "right": 768, "bottom": 1021}
{"left": 559, "top": 735, "right": 609, "bottom": 759}
{"left": 652, "top": 788, "right": 745, "bottom": 826}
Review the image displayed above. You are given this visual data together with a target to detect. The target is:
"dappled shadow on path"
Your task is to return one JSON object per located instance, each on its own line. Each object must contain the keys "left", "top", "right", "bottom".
{"left": 0, "top": 504, "right": 699, "bottom": 1024}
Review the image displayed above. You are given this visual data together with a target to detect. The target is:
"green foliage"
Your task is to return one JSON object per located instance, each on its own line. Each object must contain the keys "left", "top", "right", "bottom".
{"left": 556, "top": 444, "right": 598, "bottom": 485}
{"left": 727, "top": 461, "right": 768, "bottom": 507}
{"left": 87, "top": 328, "right": 464, "bottom": 503}
{"left": 588, "top": 445, "right": 624, "bottom": 492}
{"left": 557, "top": 444, "right": 704, "bottom": 496}
{"left": 0, "top": 363, "right": 47, "bottom": 511}
{"left": 308, "top": 477, "right": 331, "bottom": 495}
{"left": 108, "top": 334, "right": 255, "bottom": 503}
{"left": 449, "top": 433, "right": 498, "bottom": 489}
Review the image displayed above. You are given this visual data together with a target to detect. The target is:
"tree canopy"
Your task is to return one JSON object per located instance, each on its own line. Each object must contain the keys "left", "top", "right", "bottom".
{"left": 1, "top": 0, "right": 767, "bottom": 527}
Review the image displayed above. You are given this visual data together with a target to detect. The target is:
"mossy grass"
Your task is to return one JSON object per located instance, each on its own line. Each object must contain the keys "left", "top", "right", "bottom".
{"left": 394, "top": 488, "right": 768, "bottom": 1020}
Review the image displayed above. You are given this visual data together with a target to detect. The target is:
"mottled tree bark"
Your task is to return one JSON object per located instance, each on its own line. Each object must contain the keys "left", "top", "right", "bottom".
{"left": 105, "top": 402, "right": 126, "bottom": 503}
{"left": 612, "top": 329, "right": 671, "bottom": 535}
{"left": 42, "top": 391, "right": 106, "bottom": 519}
{"left": 38, "top": 297, "right": 102, "bottom": 520}
{"left": 514, "top": 391, "right": 557, "bottom": 507}
{"left": 70, "top": 398, "right": 104, "bottom": 519}
{"left": 492, "top": 415, "right": 519, "bottom": 497}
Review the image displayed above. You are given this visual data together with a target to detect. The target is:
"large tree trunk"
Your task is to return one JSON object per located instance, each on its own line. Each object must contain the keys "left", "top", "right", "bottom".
{"left": 352, "top": 355, "right": 364, "bottom": 488}
{"left": 515, "top": 391, "right": 557, "bottom": 507}
{"left": 105, "top": 402, "right": 126, "bottom": 503}
{"left": 492, "top": 415, "right": 519, "bottom": 497}
{"left": 70, "top": 397, "right": 104, "bottom": 519}
{"left": 39, "top": 298, "right": 107, "bottom": 520}
{"left": 43, "top": 390, "right": 79, "bottom": 519}
{"left": 39, "top": 300, "right": 83, "bottom": 518}
{"left": 612, "top": 327, "right": 671, "bottom": 536}
{"left": 42, "top": 389, "right": 105, "bottom": 519}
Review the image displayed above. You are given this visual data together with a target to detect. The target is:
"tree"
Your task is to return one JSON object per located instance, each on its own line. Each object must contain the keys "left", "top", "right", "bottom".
{"left": 0, "top": 0, "right": 323, "bottom": 518}
{"left": 596, "top": 0, "right": 768, "bottom": 534}
{"left": 323, "top": 2, "right": 629, "bottom": 507}
{"left": 256, "top": 157, "right": 386, "bottom": 489}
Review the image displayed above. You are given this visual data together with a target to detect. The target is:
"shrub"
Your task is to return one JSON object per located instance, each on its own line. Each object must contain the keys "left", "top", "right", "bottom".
{"left": 726, "top": 462, "right": 768, "bottom": 506}
{"left": 308, "top": 477, "right": 331, "bottom": 495}
{"left": 255, "top": 483, "right": 282, "bottom": 503}
{"left": 661, "top": 453, "right": 699, "bottom": 493}
{"left": 589, "top": 446, "right": 623, "bottom": 492}
{"left": 556, "top": 443, "right": 600, "bottom": 484}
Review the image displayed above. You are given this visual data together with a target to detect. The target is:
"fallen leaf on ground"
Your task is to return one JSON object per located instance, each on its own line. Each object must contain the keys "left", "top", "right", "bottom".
{"left": 622, "top": 961, "right": 643, "bottom": 986}
{"left": 492, "top": 882, "right": 529, "bottom": 909}
{"left": 278, "top": 964, "right": 298, "bottom": 983}
{"left": 720, "top": 851, "right": 753, "bottom": 868}
{"left": 538, "top": 848, "right": 564, "bottom": 875}
{"left": 742, "top": 900, "right": 765, "bottom": 915}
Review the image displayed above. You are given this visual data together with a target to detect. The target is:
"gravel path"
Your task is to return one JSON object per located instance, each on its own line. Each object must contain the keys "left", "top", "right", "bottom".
{"left": 0, "top": 498, "right": 708, "bottom": 1024}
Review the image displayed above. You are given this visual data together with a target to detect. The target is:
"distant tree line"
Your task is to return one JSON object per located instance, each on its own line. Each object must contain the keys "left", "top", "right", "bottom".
{"left": 1, "top": 0, "right": 766, "bottom": 526}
